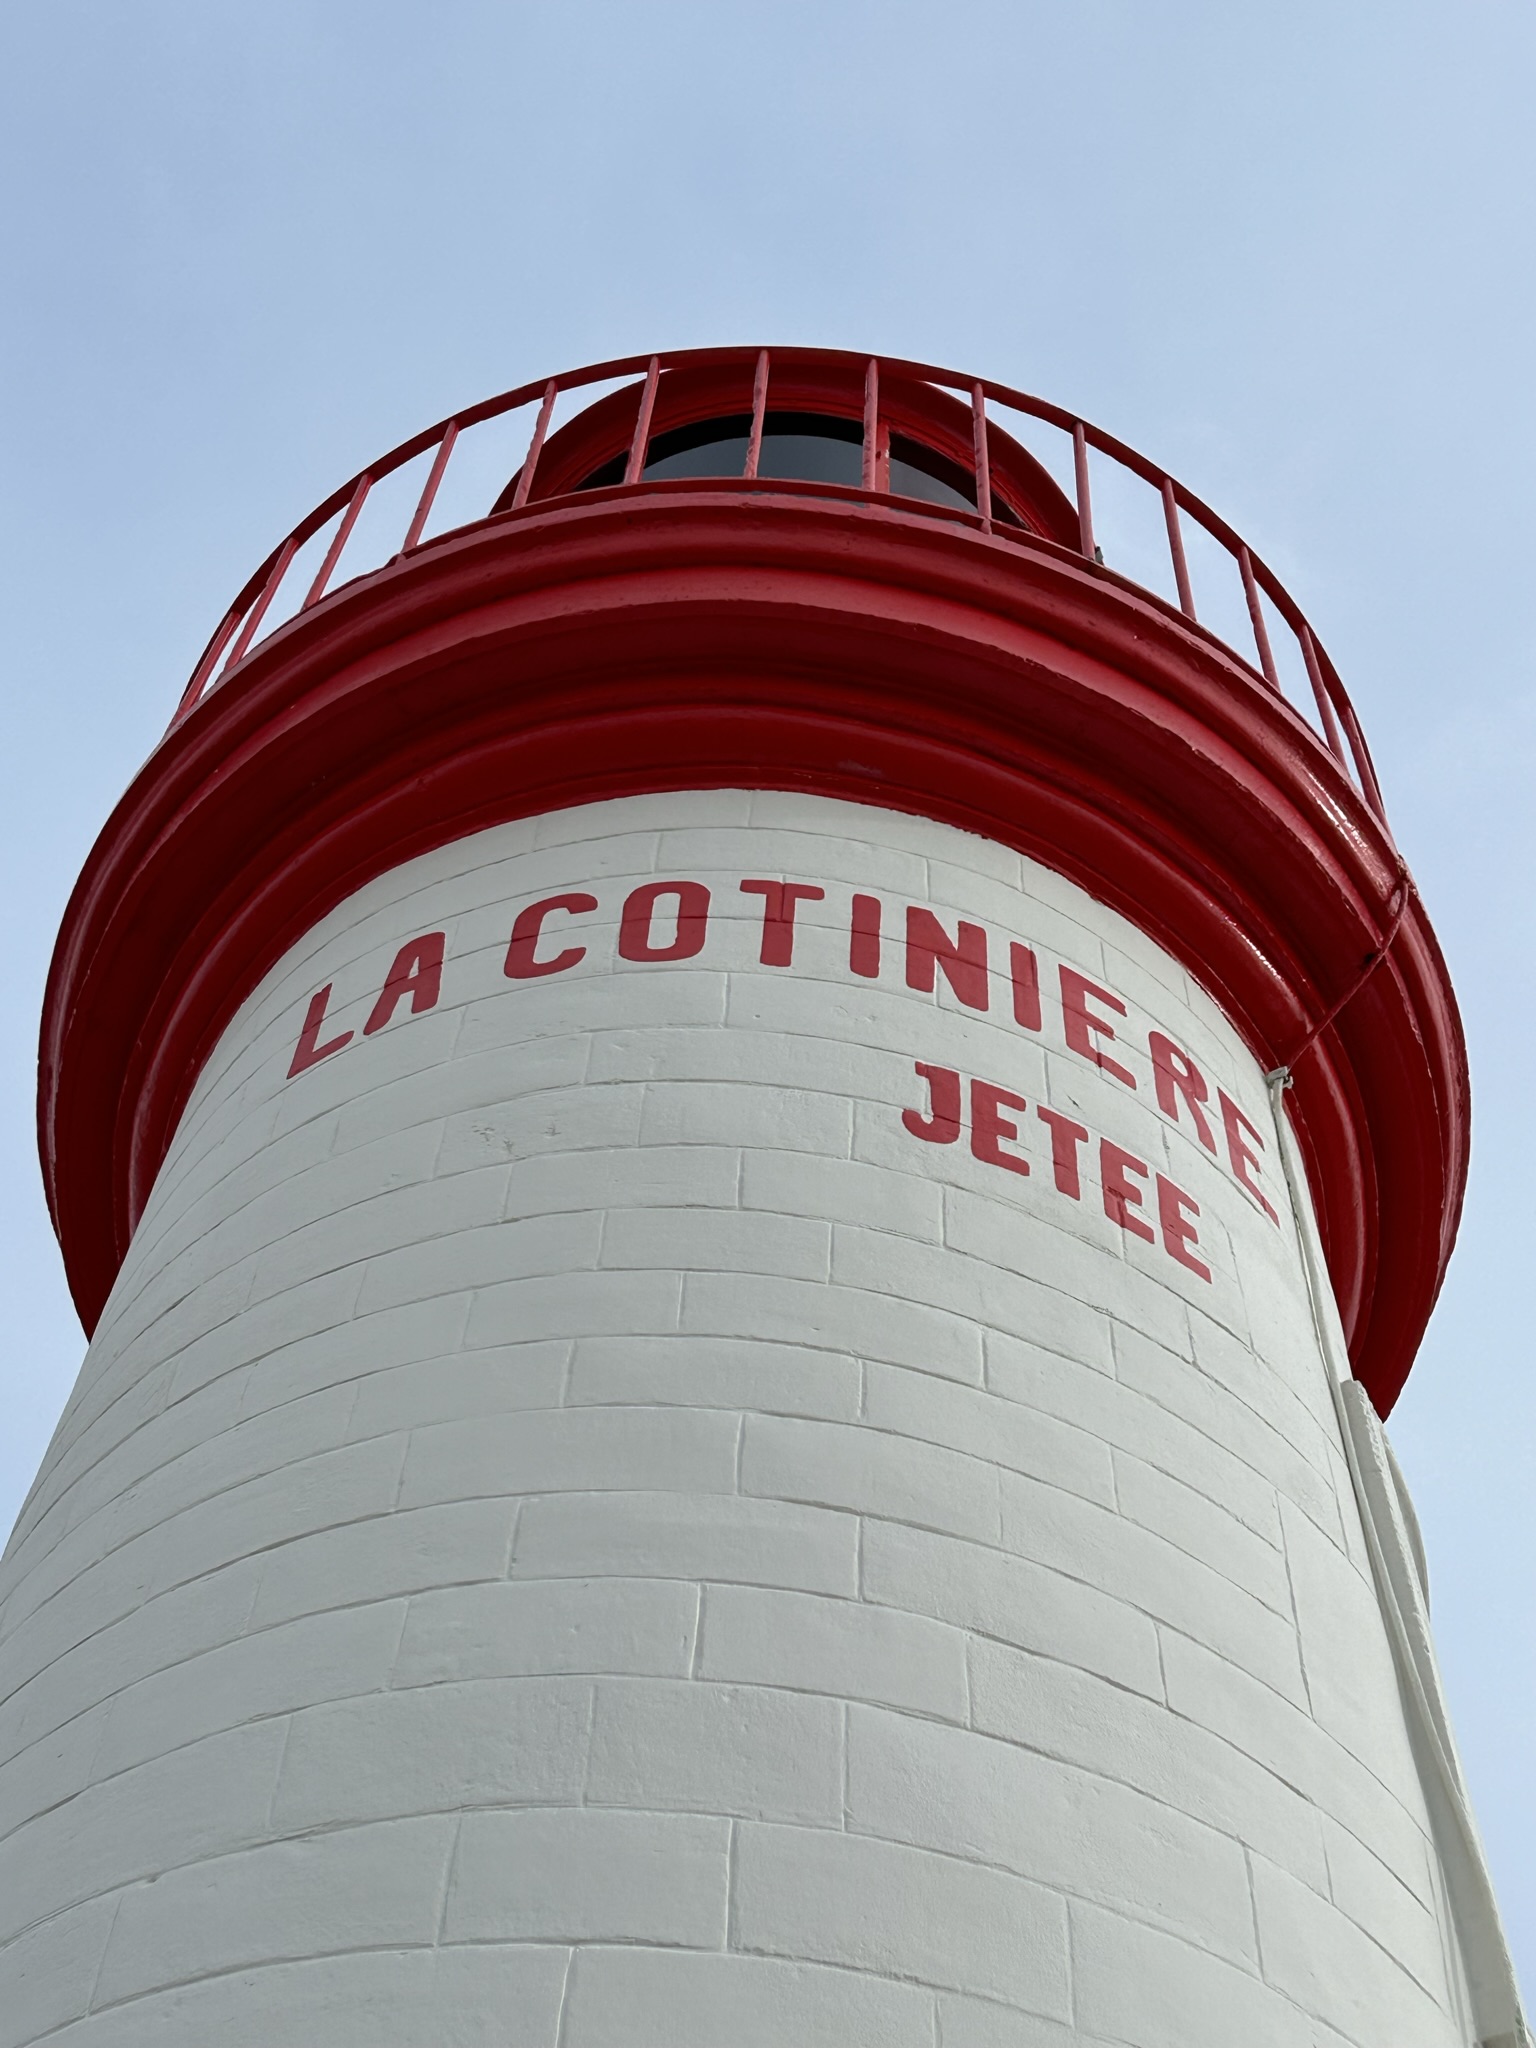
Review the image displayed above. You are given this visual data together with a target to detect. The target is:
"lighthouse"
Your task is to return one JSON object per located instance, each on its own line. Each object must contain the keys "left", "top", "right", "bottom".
{"left": 5, "top": 346, "right": 1525, "bottom": 2044}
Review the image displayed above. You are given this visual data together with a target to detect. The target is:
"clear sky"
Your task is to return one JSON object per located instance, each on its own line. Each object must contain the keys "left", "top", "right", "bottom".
{"left": 3, "top": 0, "right": 1531, "bottom": 1983}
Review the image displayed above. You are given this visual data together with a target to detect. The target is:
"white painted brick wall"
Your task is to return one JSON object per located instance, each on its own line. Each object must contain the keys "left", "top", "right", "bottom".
{"left": 0, "top": 790, "right": 1467, "bottom": 2044}
{"left": 562, "top": 1948, "right": 938, "bottom": 2048}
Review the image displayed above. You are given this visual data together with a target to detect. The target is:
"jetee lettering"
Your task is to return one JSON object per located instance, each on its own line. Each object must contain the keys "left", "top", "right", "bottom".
{"left": 286, "top": 873, "right": 1277, "bottom": 1225}
{"left": 903, "top": 1064, "right": 1213, "bottom": 1283}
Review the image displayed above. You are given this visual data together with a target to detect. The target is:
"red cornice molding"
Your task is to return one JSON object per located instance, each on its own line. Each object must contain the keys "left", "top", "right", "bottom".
{"left": 40, "top": 485, "right": 1467, "bottom": 1412}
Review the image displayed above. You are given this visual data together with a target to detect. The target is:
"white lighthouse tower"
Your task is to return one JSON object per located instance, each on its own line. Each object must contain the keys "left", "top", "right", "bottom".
{"left": 4, "top": 348, "right": 1526, "bottom": 2045}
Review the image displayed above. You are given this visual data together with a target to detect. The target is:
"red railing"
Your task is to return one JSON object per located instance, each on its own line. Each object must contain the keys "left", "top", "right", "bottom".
{"left": 174, "top": 346, "right": 1388, "bottom": 826}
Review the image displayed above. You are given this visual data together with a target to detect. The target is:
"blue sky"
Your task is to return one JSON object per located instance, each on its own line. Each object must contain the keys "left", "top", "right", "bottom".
{"left": 3, "top": 0, "right": 1531, "bottom": 1978}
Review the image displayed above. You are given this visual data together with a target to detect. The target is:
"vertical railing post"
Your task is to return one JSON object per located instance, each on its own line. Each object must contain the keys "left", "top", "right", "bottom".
{"left": 1239, "top": 545, "right": 1282, "bottom": 692}
{"left": 862, "top": 359, "right": 879, "bottom": 493}
{"left": 222, "top": 535, "right": 300, "bottom": 675}
{"left": 1160, "top": 478, "right": 1197, "bottom": 620}
{"left": 304, "top": 474, "right": 372, "bottom": 611}
{"left": 971, "top": 383, "right": 992, "bottom": 535}
{"left": 403, "top": 421, "right": 459, "bottom": 552}
{"left": 623, "top": 358, "right": 661, "bottom": 485}
{"left": 175, "top": 603, "right": 246, "bottom": 720}
{"left": 1337, "top": 691, "right": 1390, "bottom": 824}
{"left": 1300, "top": 624, "right": 1348, "bottom": 766}
{"left": 511, "top": 381, "right": 558, "bottom": 509}
{"left": 743, "top": 351, "right": 769, "bottom": 479}
{"left": 1073, "top": 423, "right": 1096, "bottom": 562}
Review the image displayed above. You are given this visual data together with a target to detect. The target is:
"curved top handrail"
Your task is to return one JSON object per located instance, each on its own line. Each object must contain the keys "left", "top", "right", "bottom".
{"left": 172, "top": 345, "right": 1388, "bottom": 828}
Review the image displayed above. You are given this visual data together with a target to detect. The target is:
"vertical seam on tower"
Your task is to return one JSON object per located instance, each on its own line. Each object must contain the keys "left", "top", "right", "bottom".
{"left": 434, "top": 1812, "right": 464, "bottom": 1945}
{"left": 1277, "top": 1511, "right": 1318, "bottom": 1718}
{"left": 502, "top": 1499, "right": 524, "bottom": 1578}
{"left": 578, "top": 1680, "right": 598, "bottom": 1806}
{"left": 236, "top": 1550, "right": 267, "bottom": 1639}
{"left": 552, "top": 1945, "right": 577, "bottom": 2046}
{"left": 840, "top": 1699, "right": 851, "bottom": 1832}
{"left": 453, "top": 1289, "right": 474, "bottom": 1354}
{"left": 444, "top": 995, "right": 471, "bottom": 1064}
{"left": 85, "top": 1887, "right": 128, "bottom": 2013}
{"left": 425, "top": 1110, "right": 450, "bottom": 1182}
{"left": 385, "top": 1594, "right": 412, "bottom": 1688}
{"left": 387, "top": 1429, "right": 411, "bottom": 1513}
{"left": 338, "top": 1373, "right": 366, "bottom": 1446}
{"left": 82, "top": 1695, "right": 116, "bottom": 1787}
{"left": 1243, "top": 1844, "right": 1266, "bottom": 1980}
{"left": 689, "top": 1583, "right": 705, "bottom": 1678}
{"left": 264, "top": 1712, "right": 296, "bottom": 1830}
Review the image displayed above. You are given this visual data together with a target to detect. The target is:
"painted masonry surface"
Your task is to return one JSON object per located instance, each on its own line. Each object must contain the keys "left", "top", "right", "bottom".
{"left": 0, "top": 790, "right": 1470, "bottom": 2045}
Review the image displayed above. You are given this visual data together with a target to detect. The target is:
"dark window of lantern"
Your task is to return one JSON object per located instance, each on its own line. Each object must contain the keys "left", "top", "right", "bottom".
{"left": 577, "top": 411, "right": 1021, "bottom": 525}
